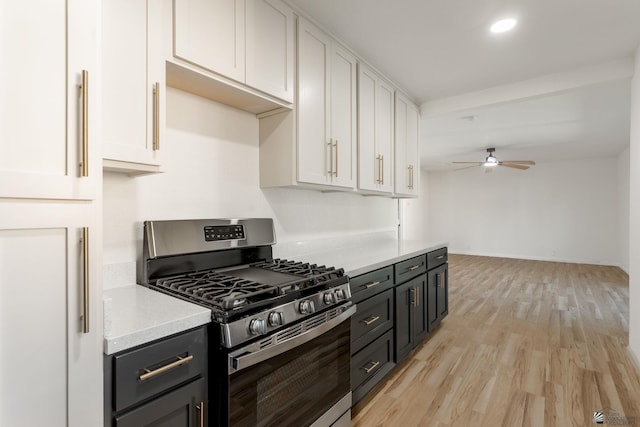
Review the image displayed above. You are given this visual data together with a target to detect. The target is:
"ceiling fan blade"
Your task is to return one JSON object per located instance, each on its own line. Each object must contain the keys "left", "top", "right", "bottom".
{"left": 500, "top": 163, "right": 529, "bottom": 170}
{"left": 501, "top": 160, "right": 536, "bottom": 165}
{"left": 451, "top": 161, "right": 484, "bottom": 164}
{"left": 454, "top": 164, "right": 481, "bottom": 171}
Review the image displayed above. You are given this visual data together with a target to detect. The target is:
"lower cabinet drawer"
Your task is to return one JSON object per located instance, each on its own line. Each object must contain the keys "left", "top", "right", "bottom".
{"left": 351, "top": 289, "right": 394, "bottom": 354}
{"left": 113, "top": 327, "right": 207, "bottom": 412}
{"left": 394, "top": 254, "right": 427, "bottom": 284}
{"left": 351, "top": 329, "right": 395, "bottom": 402}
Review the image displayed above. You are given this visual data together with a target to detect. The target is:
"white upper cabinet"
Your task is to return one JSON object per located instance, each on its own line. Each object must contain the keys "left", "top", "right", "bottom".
{"left": 394, "top": 92, "right": 420, "bottom": 197}
{"left": 172, "top": 0, "right": 294, "bottom": 105}
{"left": 358, "top": 63, "right": 394, "bottom": 194}
{"left": 0, "top": 0, "right": 99, "bottom": 200}
{"left": 260, "top": 16, "right": 356, "bottom": 190}
{"left": 174, "top": 0, "right": 245, "bottom": 82}
{"left": 102, "top": 0, "right": 166, "bottom": 173}
{"left": 246, "top": 0, "right": 294, "bottom": 103}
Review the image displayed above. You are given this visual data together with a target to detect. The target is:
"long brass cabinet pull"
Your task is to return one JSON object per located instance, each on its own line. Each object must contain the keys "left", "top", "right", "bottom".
{"left": 381, "top": 155, "right": 384, "bottom": 184}
{"left": 363, "top": 360, "right": 380, "bottom": 374}
{"left": 408, "top": 265, "right": 420, "bottom": 271}
{"left": 362, "top": 315, "right": 380, "bottom": 326}
{"left": 81, "top": 70, "right": 89, "bottom": 177}
{"left": 416, "top": 287, "right": 420, "bottom": 306}
{"left": 364, "top": 281, "right": 381, "bottom": 289}
{"left": 328, "top": 140, "right": 333, "bottom": 176}
{"left": 375, "top": 155, "right": 381, "bottom": 184}
{"left": 153, "top": 82, "right": 160, "bottom": 151}
{"left": 196, "top": 402, "right": 204, "bottom": 427}
{"left": 139, "top": 355, "right": 194, "bottom": 381}
{"left": 82, "top": 227, "right": 89, "bottom": 333}
{"left": 410, "top": 288, "right": 417, "bottom": 307}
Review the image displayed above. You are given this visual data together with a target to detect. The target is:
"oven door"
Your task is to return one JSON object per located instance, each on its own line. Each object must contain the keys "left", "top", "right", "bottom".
{"left": 227, "top": 303, "right": 356, "bottom": 427}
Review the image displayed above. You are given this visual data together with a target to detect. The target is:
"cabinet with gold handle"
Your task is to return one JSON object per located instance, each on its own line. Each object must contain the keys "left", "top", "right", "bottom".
{"left": 362, "top": 360, "right": 380, "bottom": 374}
{"left": 82, "top": 227, "right": 90, "bottom": 333}
{"left": 153, "top": 82, "right": 160, "bottom": 151}
{"left": 81, "top": 70, "right": 89, "bottom": 177}
{"left": 196, "top": 402, "right": 205, "bottom": 427}
{"left": 361, "top": 315, "right": 380, "bottom": 326}
{"left": 139, "top": 354, "right": 194, "bottom": 381}
{"left": 364, "top": 280, "right": 381, "bottom": 289}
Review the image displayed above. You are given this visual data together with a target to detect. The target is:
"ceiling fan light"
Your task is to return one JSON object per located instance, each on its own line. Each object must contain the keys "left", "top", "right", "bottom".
{"left": 484, "top": 162, "right": 498, "bottom": 167}
{"left": 490, "top": 18, "right": 517, "bottom": 33}
{"left": 484, "top": 155, "right": 499, "bottom": 166}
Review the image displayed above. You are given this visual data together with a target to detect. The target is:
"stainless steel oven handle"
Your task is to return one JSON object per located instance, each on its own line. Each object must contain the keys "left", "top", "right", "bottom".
{"left": 229, "top": 303, "right": 356, "bottom": 374}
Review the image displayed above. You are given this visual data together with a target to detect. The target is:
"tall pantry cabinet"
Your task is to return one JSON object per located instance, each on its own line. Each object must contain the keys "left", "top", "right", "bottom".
{"left": 0, "top": 1, "right": 103, "bottom": 426}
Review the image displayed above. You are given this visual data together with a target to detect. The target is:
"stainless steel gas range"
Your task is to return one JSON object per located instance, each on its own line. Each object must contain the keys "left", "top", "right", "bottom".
{"left": 140, "top": 218, "right": 354, "bottom": 427}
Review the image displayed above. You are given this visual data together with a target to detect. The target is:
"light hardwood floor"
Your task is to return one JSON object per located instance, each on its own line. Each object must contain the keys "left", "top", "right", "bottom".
{"left": 352, "top": 254, "right": 640, "bottom": 427}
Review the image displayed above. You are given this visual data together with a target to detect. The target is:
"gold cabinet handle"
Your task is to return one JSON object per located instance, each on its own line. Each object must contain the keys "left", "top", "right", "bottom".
{"left": 436, "top": 255, "right": 445, "bottom": 260}
{"left": 416, "top": 286, "right": 420, "bottom": 307}
{"left": 364, "top": 280, "right": 381, "bottom": 289}
{"left": 153, "top": 82, "right": 160, "bottom": 151}
{"left": 376, "top": 155, "right": 382, "bottom": 184}
{"left": 196, "top": 402, "right": 205, "bottom": 427}
{"left": 362, "top": 360, "right": 380, "bottom": 374}
{"left": 139, "top": 355, "right": 194, "bottom": 381}
{"left": 381, "top": 155, "right": 384, "bottom": 184}
{"left": 362, "top": 315, "right": 380, "bottom": 326}
{"left": 81, "top": 70, "right": 89, "bottom": 177}
{"left": 408, "top": 264, "right": 420, "bottom": 271}
{"left": 410, "top": 287, "right": 417, "bottom": 306}
{"left": 328, "top": 139, "right": 333, "bottom": 175}
{"left": 82, "top": 227, "right": 89, "bottom": 333}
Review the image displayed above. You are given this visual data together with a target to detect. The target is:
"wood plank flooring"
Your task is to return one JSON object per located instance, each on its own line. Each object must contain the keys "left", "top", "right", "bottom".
{"left": 352, "top": 255, "right": 640, "bottom": 427}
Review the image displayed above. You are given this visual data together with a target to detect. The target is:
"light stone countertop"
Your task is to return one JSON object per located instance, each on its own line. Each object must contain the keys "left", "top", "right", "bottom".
{"left": 273, "top": 232, "right": 447, "bottom": 277}
{"left": 103, "top": 285, "right": 211, "bottom": 355}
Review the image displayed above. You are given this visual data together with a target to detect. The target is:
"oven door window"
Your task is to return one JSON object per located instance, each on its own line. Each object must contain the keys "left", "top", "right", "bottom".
{"left": 229, "top": 319, "right": 350, "bottom": 427}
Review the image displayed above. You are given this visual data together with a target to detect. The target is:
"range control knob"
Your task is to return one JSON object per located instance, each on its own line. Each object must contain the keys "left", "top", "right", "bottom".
{"left": 323, "top": 292, "right": 336, "bottom": 305}
{"left": 268, "top": 311, "right": 284, "bottom": 327}
{"left": 248, "top": 318, "right": 266, "bottom": 335}
{"left": 334, "top": 288, "right": 346, "bottom": 301}
{"left": 299, "top": 300, "right": 315, "bottom": 315}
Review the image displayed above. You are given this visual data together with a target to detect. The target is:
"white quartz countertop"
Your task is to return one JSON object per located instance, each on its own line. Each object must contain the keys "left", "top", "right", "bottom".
{"left": 273, "top": 233, "right": 447, "bottom": 277}
{"left": 103, "top": 285, "right": 211, "bottom": 355}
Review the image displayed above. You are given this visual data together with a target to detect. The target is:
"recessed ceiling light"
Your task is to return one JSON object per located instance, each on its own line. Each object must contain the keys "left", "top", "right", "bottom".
{"left": 490, "top": 18, "right": 517, "bottom": 34}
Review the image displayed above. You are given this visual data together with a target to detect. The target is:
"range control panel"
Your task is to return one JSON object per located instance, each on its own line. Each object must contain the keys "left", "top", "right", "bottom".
{"left": 204, "top": 225, "right": 245, "bottom": 242}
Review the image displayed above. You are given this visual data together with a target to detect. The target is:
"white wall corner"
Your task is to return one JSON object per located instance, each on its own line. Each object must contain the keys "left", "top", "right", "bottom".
{"left": 628, "top": 44, "right": 640, "bottom": 361}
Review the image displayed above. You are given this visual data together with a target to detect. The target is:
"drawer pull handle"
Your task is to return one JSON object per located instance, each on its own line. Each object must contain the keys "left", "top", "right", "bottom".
{"left": 139, "top": 355, "right": 193, "bottom": 381}
{"left": 362, "top": 360, "right": 380, "bottom": 374}
{"left": 196, "top": 401, "right": 205, "bottom": 427}
{"left": 408, "top": 265, "right": 420, "bottom": 271}
{"left": 436, "top": 255, "right": 445, "bottom": 260}
{"left": 364, "top": 281, "right": 381, "bottom": 289}
{"left": 362, "top": 315, "right": 380, "bottom": 326}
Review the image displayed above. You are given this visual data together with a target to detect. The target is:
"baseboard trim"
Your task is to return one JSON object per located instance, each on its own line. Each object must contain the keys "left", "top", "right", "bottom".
{"left": 448, "top": 250, "right": 620, "bottom": 267}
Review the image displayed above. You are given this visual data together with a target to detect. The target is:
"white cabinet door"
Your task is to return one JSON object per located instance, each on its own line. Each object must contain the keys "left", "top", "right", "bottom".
{"left": 297, "top": 18, "right": 331, "bottom": 186}
{"left": 358, "top": 63, "right": 394, "bottom": 194}
{"left": 357, "top": 65, "right": 378, "bottom": 192}
{"left": 246, "top": 0, "right": 294, "bottom": 103}
{"left": 377, "top": 78, "right": 395, "bottom": 193}
{"left": 0, "top": 0, "right": 98, "bottom": 200}
{"left": 394, "top": 92, "right": 419, "bottom": 197}
{"left": 329, "top": 45, "right": 357, "bottom": 189}
{"left": 174, "top": 0, "right": 245, "bottom": 82}
{"left": 0, "top": 201, "right": 101, "bottom": 427}
{"left": 102, "top": 0, "right": 163, "bottom": 169}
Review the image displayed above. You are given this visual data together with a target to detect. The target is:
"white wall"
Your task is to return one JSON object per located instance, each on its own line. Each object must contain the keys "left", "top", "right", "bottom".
{"left": 401, "top": 172, "right": 429, "bottom": 240}
{"left": 618, "top": 148, "right": 630, "bottom": 274}
{"left": 629, "top": 45, "right": 640, "bottom": 367}
{"left": 103, "top": 88, "right": 398, "bottom": 266}
{"left": 421, "top": 158, "right": 621, "bottom": 266}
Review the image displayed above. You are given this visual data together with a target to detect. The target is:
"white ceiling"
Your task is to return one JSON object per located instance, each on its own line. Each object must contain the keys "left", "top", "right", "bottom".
{"left": 288, "top": 0, "right": 640, "bottom": 170}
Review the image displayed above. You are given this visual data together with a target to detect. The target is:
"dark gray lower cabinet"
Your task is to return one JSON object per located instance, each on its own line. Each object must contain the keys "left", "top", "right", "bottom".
{"left": 428, "top": 263, "right": 448, "bottom": 330}
{"left": 394, "top": 273, "right": 428, "bottom": 363}
{"left": 115, "top": 377, "right": 206, "bottom": 427}
{"left": 104, "top": 326, "right": 208, "bottom": 427}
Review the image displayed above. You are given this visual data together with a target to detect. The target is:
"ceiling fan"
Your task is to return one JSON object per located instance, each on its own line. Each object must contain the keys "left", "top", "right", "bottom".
{"left": 452, "top": 148, "right": 536, "bottom": 172}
